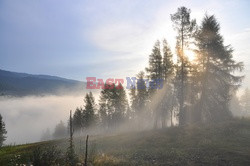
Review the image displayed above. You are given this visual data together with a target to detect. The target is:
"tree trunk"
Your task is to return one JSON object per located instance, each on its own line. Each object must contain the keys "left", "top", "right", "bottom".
{"left": 179, "top": 19, "right": 185, "bottom": 126}
{"left": 84, "top": 135, "right": 89, "bottom": 166}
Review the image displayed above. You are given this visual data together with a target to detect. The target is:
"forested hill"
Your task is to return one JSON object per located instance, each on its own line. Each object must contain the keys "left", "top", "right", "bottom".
{"left": 0, "top": 69, "right": 86, "bottom": 96}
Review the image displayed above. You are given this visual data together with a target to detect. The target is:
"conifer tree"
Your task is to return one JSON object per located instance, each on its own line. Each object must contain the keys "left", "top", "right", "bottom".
{"left": 162, "top": 39, "right": 174, "bottom": 81}
{"left": 146, "top": 40, "right": 162, "bottom": 78}
{"left": 171, "top": 6, "right": 196, "bottom": 125}
{"left": 65, "top": 110, "right": 78, "bottom": 165}
{"left": 111, "top": 83, "right": 128, "bottom": 126}
{"left": 161, "top": 39, "right": 176, "bottom": 127}
{"left": 99, "top": 84, "right": 113, "bottom": 129}
{"left": 196, "top": 15, "right": 243, "bottom": 122}
{"left": 129, "top": 84, "right": 137, "bottom": 114}
{"left": 83, "top": 92, "right": 96, "bottom": 128}
{"left": 146, "top": 41, "right": 163, "bottom": 128}
{"left": 72, "top": 107, "right": 83, "bottom": 131}
{"left": 136, "top": 71, "right": 148, "bottom": 114}
{"left": 98, "top": 102, "right": 109, "bottom": 129}
{"left": 99, "top": 83, "right": 128, "bottom": 128}
{"left": 0, "top": 114, "right": 7, "bottom": 147}
{"left": 53, "top": 121, "right": 67, "bottom": 139}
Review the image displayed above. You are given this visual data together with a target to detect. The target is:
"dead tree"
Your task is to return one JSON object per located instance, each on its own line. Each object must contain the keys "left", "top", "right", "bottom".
{"left": 84, "top": 135, "right": 89, "bottom": 166}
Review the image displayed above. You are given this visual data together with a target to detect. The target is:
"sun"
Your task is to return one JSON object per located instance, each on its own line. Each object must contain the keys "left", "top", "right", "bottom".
{"left": 184, "top": 49, "right": 196, "bottom": 62}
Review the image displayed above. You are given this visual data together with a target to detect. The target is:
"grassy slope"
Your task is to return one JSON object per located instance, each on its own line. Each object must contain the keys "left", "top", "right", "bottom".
{"left": 0, "top": 140, "right": 65, "bottom": 165}
{"left": 1, "top": 119, "right": 250, "bottom": 165}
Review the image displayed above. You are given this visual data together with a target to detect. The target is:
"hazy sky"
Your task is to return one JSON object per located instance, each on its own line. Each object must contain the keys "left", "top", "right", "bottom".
{"left": 0, "top": 0, "right": 250, "bottom": 83}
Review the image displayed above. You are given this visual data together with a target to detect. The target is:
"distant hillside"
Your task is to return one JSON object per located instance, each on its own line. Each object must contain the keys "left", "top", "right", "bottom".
{"left": 0, "top": 69, "right": 86, "bottom": 96}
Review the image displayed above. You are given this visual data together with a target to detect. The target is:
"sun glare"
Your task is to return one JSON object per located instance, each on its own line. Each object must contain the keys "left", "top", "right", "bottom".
{"left": 184, "top": 49, "right": 196, "bottom": 62}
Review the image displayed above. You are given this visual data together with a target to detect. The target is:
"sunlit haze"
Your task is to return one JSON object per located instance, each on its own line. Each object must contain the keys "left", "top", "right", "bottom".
{"left": 1, "top": 1, "right": 250, "bottom": 165}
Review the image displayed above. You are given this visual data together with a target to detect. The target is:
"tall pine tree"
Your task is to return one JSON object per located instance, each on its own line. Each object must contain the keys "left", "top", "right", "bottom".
{"left": 162, "top": 39, "right": 176, "bottom": 127}
{"left": 129, "top": 71, "right": 149, "bottom": 128}
{"left": 171, "top": 6, "right": 196, "bottom": 125}
{"left": 146, "top": 41, "right": 164, "bottom": 128}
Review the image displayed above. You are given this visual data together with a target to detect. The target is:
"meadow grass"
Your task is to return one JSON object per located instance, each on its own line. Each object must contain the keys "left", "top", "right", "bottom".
{"left": 1, "top": 118, "right": 250, "bottom": 165}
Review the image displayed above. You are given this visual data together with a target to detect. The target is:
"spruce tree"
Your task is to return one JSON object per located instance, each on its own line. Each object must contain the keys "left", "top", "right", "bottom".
{"left": 145, "top": 40, "right": 176, "bottom": 128}
{"left": 162, "top": 39, "right": 175, "bottom": 127}
{"left": 196, "top": 15, "right": 243, "bottom": 122}
{"left": 99, "top": 84, "right": 113, "bottom": 129}
{"left": 98, "top": 83, "right": 128, "bottom": 129}
{"left": 83, "top": 92, "right": 96, "bottom": 128}
{"left": 0, "top": 114, "right": 7, "bottom": 147}
{"left": 112, "top": 83, "right": 128, "bottom": 126}
{"left": 162, "top": 39, "right": 174, "bottom": 81}
{"left": 128, "top": 72, "right": 150, "bottom": 128}
{"left": 129, "top": 84, "right": 137, "bottom": 114}
{"left": 72, "top": 107, "right": 83, "bottom": 131}
{"left": 136, "top": 71, "right": 148, "bottom": 114}
{"left": 147, "top": 40, "right": 162, "bottom": 77}
{"left": 146, "top": 41, "right": 163, "bottom": 128}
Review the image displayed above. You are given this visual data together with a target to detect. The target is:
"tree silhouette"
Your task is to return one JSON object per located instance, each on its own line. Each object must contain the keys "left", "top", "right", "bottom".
{"left": 0, "top": 114, "right": 7, "bottom": 147}
{"left": 171, "top": 6, "right": 197, "bottom": 125}
{"left": 195, "top": 15, "right": 243, "bottom": 123}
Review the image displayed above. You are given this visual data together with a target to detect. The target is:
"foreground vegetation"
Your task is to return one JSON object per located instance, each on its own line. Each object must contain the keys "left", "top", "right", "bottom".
{"left": 1, "top": 118, "right": 250, "bottom": 165}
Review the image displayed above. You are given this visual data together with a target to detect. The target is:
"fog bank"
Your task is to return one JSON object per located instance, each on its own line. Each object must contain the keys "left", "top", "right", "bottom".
{"left": 0, "top": 95, "right": 86, "bottom": 144}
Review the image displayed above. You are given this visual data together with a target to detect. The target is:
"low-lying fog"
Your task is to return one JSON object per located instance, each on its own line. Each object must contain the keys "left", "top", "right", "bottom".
{"left": 0, "top": 95, "right": 89, "bottom": 144}
{"left": 0, "top": 91, "right": 245, "bottom": 145}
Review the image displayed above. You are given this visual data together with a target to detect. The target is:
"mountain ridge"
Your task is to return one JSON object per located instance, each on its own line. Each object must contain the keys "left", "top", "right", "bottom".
{"left": 0, "top": 69, "right": 86, "bottom": 96}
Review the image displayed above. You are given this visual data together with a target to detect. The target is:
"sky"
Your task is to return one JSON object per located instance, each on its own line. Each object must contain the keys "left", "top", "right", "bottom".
{"left": 0, "top": 0, "right": 250, "bottom": 85}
